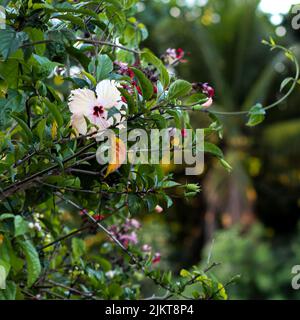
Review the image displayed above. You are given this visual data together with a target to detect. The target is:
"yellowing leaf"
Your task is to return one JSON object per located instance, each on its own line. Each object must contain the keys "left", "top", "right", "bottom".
{"left": 51, "top": 120, "right": 57, "bottom": 139}
{"left": 180, "top": 269, "right": 191, "bottom": 277}
{"left": 104, "top": 137, "right": 126, "bottom": 177}
{"left": 217, "top": 283, "right": 228, "bottom": 300}
{"left": 54, "top": 75, "right": 64, "bottom": 86}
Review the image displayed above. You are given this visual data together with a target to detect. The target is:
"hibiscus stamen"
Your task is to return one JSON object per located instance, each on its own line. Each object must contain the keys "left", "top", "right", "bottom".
{"left": 93, "top": 106, "right": 105, "bottom": 118}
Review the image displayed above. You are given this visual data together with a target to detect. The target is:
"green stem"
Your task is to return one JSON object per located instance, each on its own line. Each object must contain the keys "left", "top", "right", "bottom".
{"left": 208, "top": 47, "right": 299, "bottom": 116}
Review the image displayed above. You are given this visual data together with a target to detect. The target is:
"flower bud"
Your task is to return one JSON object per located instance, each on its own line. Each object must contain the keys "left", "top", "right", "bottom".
{"left": 185, "top": 183, "right": 201, "bottom": 193}
{"left": 154, "top": 205, "right": 163, "bottom": 213}
{"left": 184, "top": 191, "right": 198, "bottom": 198}
{"left": 28, "top": 222, "right": 34, "bottom": 229}
{"left": 152, "top": 252, "right": 161, "bottom": 264}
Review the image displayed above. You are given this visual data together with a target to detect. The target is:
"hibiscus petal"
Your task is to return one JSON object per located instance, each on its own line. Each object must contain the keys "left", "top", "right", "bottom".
{"left": 71, "top": 114, "right": 88, "bottom": 135}
{"left": 96, "top": 80, "right": 122, "bottom": 109}
{"left": 90, "top": 114, "right": 110, "bottom": 131}
{"left": 68, "top": 88, "right": 97, "bottom": 116}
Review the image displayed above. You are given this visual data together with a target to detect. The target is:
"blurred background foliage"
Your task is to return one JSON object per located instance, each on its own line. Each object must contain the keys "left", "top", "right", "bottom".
{"left": 136, "top": 0, "right": 300, "bottom": 299}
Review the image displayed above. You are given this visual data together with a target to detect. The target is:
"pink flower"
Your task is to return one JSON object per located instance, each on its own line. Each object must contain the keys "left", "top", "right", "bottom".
{"left": 154, "top": 205, "right": 163, "bottom": 213}
{"left": 128, "top": 218, "right": 141, "bottom": 229}
{"left": 181, "top": 128, "right": 188, "bottom": 138}
{"left": 119, "top": 231, "right": 138, "bottom": 245}
{"left": 176, "top": 48, "right": 186, "bottom": 61}
{"left": 115, "top": 61, "right": 134, "bottom": 78}
{"left": 94, "top": 214, "right": 105, "bottom": 221}
{"left": 142, "top": 244, "right": 152, "bottom": 252}
{"left": 192, "top": 82, "right": 215, "bottom": 108}
{"left": 201, "top": 83, "right": 215, "bottom": 98}
{"left": 163, "top": 48, "right": 187, "bottom": 65}
{"left": 152, "top": 252, "right": 161, "bottom": 264}
{"left": 202, "top": 97, "right": 213, "bottom": 108}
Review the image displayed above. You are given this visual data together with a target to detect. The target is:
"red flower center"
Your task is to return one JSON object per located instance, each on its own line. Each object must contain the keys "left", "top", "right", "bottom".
{"left": 93, "top": 106, "right": 105, "bottom": 118}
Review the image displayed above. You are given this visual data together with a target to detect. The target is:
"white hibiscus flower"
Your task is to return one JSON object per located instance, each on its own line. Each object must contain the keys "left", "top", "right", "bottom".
{"left": 68, "top": 80, "right": 125, "bottom": 135}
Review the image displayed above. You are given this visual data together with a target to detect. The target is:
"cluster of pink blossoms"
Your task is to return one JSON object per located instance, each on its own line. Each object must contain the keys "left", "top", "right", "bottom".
{"left": 108, "top": 218, "right": 161, "bottom": 264}
{"left": 162, "top": 48, "right": 187, "bottom": 65}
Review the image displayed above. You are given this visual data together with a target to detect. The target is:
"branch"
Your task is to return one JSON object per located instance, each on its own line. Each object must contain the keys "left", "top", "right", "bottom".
{"left": 76, "top": 38, "right": 140, "bottom": 54}
{"left": 20, "top": 38, "right": 139, "bottom": 54}
{"left": 0, "top": 141, "right": 97, "bottom": 200}
{"left": 1, "top": 103, "right": 165, "bottom": 200}
{"left": 39, "top": 225, "right": 91, "bottom": 251}
{"left": 46, "top": 279, "right": 95, "bottom": 299}
{"left": 54, "top": 192, "right": 140, "bottom": 264}
{"left": 208, "top": 46, "right": 300, "bottom": 116}
{"left": 53, "top": 192, "right": 196, "bottom": 299}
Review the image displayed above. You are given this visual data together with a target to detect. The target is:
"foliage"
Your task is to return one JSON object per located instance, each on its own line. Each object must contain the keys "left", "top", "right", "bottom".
{"left": 137, "top": 0, "right": 300, "bottom": 263}
{"left": 0, "top": 0, "right": 298, "bottom": 301}
{"left": 201, "top": 223, "right": 300, "bottom": 300}
{"left": 0, "top": 0, "right": 231, "bottom": 300}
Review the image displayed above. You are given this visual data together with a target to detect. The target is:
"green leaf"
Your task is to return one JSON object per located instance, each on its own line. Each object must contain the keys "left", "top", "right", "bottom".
{"left": 220, "top": 158, "right": 232, "bottom": 172}
{"left": 96, "top": 257, "right": 112, "bottom": 272}
{"left": 44, "top": 99, "right": 64, "bottom": 128}
{"left": 0, "top": 89, "right": 26, "bottom": 129}
{"left": 144, "top": 194, "right": 158, "bottom": 212}
{"left": 161, "top": 193, "right": 173, "bottom": 209}
{"left": 0, "top": 281, "right": 16, "bottom": 300}
{"left": 10, "top": 115, "right": 33, "bottom": 142}
{"left": 246, "top": 103, "right": 266, "bottom": 127}
{"left": 204, "top": 142, "right": 224, "bottom": 158}
{"left": 18, "top": 240, "right": 41, "bottom": 287}
{"left": 24, "top": 27, "right": 45, "bottom": 56}
{"left": 128, "top": 194, "right": 142, "bottom": 215}
{"left": 162, "top": 180, "right": 181, "bottom": 188}
{"left": 82, "top": 70, "right": 97, "bottom": 86}
{"left": 142, "top": 48, "right": 170, "bottom": 88}
{"left": 32, "top": 54, "right": 62, "bottom": 76}
{"left": 14, "top": 216, "right": 29, "bottom": 237}
{"left": 105, "top": 6, "right": 126, "bottom": 33}
{"left": 131, "top": 67, "right": 154, "bottom": 100}
{"left": 0, "top": 59, "right": 20, "bottom": 88}
{"left": 151, "top": 114, "right": 167, "bottom": 129}
{"left": 88, "top": 54, "right": 113, "bottom": 81}
{"left": 118, "top": 87, "right": 137, "bottom": 114}
{"left": 280, "top": 77, "right": 294, "bottom": 92}
{"left": 0, "top": 213, "right": 15, "bottom": 221}
{"left": 54, "top": 14, "right": 85, "bottom": 28}
{"left": 0, "top": 29, "right": 28, "bottom": 60}
{"left": 66, "top": 46, "right": 90, "bottom": 70}
{"left": 168, "top": 80, "right": 192, "bottom": 100}
{"left": 183, "top": 93, "right": 207, "bottom": 106}
{"left": 166, "top": 109, "right": 181, "bottom": 128}
{"left": 72, "top": 238, "right": 86, "bottom": 263}
{"left": 36, "top": 118, "right": 47, "bottom": 143}
{"left": 54, "top": 4, "right": 99, "bottom": 20}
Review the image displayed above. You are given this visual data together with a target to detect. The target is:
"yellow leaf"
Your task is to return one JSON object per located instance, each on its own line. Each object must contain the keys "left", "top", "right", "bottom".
{"left": 104, "top": 137, "right": 126, "bottom": 177}
{"left": 180, "top": 269, "right": 191, "bottom": 278}
{"left": 54, "top": 75, "right": 64, "bottom": 86}
{"left": 51, "top": 120, "right": 57, "bottom": 139}
{"left": 0, "top": 234, "right": 4, "bottom": 245}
